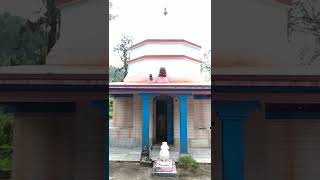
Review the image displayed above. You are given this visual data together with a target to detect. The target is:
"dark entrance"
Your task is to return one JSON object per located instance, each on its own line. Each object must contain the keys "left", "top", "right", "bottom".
{"left": 154, "top": 96, "right": 174, "bottom": 145}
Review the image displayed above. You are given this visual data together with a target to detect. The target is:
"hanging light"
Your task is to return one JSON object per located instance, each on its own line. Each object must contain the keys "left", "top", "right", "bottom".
{"left": 164, "top": 8, "right": 168, "bottom": 16}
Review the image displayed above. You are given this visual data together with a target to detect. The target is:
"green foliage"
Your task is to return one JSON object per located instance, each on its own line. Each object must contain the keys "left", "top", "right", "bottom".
{"left": 0, "top": 12, "right": 49, "bottom": 66}
{"left": 0, "top": 150, "right": 12, "bottom": 171}
{"left": 109, "top": 97, "right": 113, "bottom": 118}
{"left": 0, "top": 111, "right": 13, "bottom": 147}
{"left": 200, "top": 50, "right": 211, "bottom": 82}
{"left": 177, "top": 155, "right": 198, "bottom": 172}
{"left": 0, "top": 109, "right": 13, "bottom": 172}
{"left": 113, "top": 35, "right": 133, "bottom": 81}
{"left": 109, "top": 65, "right": 125, "bottom": 82}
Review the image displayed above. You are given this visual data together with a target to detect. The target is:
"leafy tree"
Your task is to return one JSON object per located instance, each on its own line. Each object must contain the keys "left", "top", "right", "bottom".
{"left": 0, "top": 0, "right": 60, "bottom": 66}
{"left": 0, "top": 12, "right": 48, "bottom": 66}
{"left": 19, "top": 0, "right": 61, "bottom": 54}
{"left": 109, "top": 65, "right": 125, "bottom": 82}
{"left": 200, "top": 50, "right": 211, "bottom": 82}
{"left": 288, "top": 0, "right": 320, "bottom": 65}
{"left": 113, "top": 35, "right": 133, "bottom": 81}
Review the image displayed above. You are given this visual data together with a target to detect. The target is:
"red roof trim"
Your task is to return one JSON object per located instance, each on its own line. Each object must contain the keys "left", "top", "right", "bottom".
{"left": 0, "top": 73, "right": 107, "bottom": 80}
{"left": 0, "top": 92, "right": 108, "bottom": 102}
{"left": 214, "top": 75, "right": 320, "bottom": 87}
{"left": 128, "top": 55, "right": 202, "bottom": 64}
{"left": 214, "top": 75, "right": 320, "bottom": 81}
{"left": 129, "top": 39, "right": 202, "bottom": 50}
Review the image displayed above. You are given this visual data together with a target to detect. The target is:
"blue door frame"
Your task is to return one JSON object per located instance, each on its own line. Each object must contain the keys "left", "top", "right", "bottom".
{"left": 214, "top": 101, "right": 260, "bottom": 180}
{"left": 140, "top": 93, "right": 190, "bottom": 154}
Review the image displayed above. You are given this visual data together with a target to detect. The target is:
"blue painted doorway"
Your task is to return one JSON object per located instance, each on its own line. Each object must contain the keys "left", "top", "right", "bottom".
{"left": 155, "top": 96, "right": 174, "bottom": 145}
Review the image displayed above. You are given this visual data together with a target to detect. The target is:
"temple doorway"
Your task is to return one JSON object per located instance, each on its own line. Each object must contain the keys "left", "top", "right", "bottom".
{"left": 154, "top": 96, "right": 174, "bottom": 145}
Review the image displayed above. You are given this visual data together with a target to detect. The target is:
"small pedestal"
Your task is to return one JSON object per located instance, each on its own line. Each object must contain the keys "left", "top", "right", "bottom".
{"left": 152, "top": 158, "right": 177, "bottom": 177}
{"left": 140, "top": 146, "right": 152, "bottom": 167}
{"left": 140, "top": 154, "right": 152, "bottom": 167}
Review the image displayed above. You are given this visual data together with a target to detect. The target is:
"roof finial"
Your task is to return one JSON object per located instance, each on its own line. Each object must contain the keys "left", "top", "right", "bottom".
{"left": 164, "top": 8, "right": 168, "bottom": 16}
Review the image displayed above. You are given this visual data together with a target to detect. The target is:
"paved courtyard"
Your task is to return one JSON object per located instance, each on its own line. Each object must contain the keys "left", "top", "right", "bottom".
{"left": 109, "top": 161, "right": 211, "bottom": 180}
{"left": 109, "top": 146, "right": 211, "bottom": 163}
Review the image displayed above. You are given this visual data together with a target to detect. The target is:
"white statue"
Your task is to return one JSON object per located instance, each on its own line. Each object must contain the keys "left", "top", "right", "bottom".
{"left": 159, "top": 142, "right": 170, "bottom": 165}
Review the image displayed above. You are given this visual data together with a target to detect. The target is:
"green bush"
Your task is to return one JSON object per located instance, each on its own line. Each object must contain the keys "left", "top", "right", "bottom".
{"left": 109, "top": 97, "right": 113, "bottom": 118}
{"left": 0, "top": 153, "right": 12, "bottom": 171}
{"left": 0, "top": 111, "right": 13, "bottom": 147}
{"left": 177, "top": 155, "right": 198, "bottom": 172}
{"left": 0, "top": 109, "right": 13, "bottom": 172}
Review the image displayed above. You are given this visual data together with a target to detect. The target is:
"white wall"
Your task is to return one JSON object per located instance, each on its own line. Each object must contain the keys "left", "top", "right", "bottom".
{"left": 126, "top": 40, "right": 202, "bottom": 82}
{"left": 128, "top": 58, "right": 201, "bottom": 80}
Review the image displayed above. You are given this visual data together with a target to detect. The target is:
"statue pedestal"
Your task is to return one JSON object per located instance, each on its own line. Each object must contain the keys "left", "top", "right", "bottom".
{"left": 140, "top": 146, "right": 152, "bottom": 167}
{"left": 152, "top": 158, "right": 177, "bottom": 177}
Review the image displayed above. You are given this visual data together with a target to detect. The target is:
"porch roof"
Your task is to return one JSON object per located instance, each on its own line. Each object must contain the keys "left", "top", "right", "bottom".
{"left": 0, "top": 65, "right": 107, "bottom": 102}
{"left": 109, "top": 82, "right": 211, "bottom": 95}
{"left": 214, "top": 74, "right": 320, "bottom": 103}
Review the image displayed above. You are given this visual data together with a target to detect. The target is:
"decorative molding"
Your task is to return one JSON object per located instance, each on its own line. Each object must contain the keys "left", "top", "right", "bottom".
{"left": 128, "top": 55, "right": 202, "bottom": 64}
{"left": 129, "top": 39, "right": 202, "bottom": 50}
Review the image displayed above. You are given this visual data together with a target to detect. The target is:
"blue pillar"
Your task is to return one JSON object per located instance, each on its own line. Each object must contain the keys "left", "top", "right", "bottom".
{"left": 141, "top": 94, "right": 152, "bottom": 150}
{"left": 214, "top": 101, "right": 260, "bottom": 180}
{"left": 91, "top": 100, "right": 108, "bottom": 180}
{"left": 176, "top": 94, "right": 190, "bottom": 154}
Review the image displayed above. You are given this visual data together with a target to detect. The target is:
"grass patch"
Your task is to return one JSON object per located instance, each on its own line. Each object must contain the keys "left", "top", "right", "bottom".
{"left": 177, "top": 155, "right": 198, "bottom": 172}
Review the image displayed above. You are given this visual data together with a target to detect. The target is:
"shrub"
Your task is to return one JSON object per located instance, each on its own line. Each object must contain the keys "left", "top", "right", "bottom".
{"left": 0, "top": 111, "right": 13, "bottom": 147}
{"left": 177, "top": 155, "right": 198, "bottom": 172}
{"left": 0, "top": 155, "right": 12, "bottom": 171}
{"left": 109, "top": 97, "right": 113, "bottom": 118}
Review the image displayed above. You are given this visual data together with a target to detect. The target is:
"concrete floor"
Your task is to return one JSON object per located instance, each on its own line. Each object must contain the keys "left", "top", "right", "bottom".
{"left": 109, "top": 146, "right": 211, "bottom": 163}
{"left": 109, "top": 161, "right": 211, "bottom": 180}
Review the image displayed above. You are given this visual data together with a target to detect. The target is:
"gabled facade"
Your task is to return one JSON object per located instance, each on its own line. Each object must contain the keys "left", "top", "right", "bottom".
{"left": 109, "top": 39, "right": 211, "bottom": 154}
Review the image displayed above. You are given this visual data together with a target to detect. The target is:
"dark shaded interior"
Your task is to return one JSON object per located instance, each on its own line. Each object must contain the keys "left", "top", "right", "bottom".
{"left": 156, "top": 100, "right": 167, "bottom": 143}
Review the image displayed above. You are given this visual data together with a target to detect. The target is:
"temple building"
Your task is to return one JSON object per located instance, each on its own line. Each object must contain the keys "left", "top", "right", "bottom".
{"left": 109, "top": 39, "right": 211, "bottom": 154}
